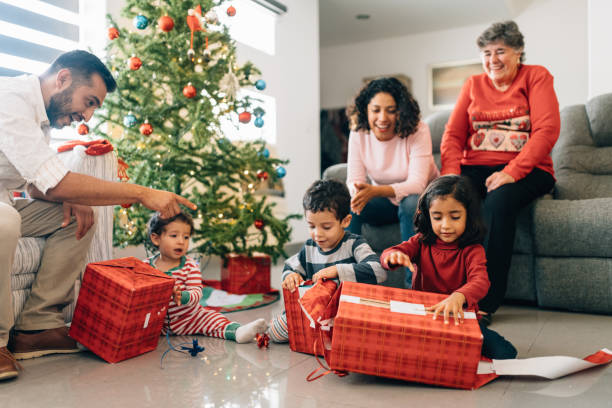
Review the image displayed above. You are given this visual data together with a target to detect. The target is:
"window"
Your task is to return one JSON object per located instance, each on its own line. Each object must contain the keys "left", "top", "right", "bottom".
{"left": 0, "top": 0, "right": 106, "bottom": 141}
{"left": 219, "top": 88, "right": 277, "bottom": 144}
{"left": 216, "top": 0, "right": 281, "bottom": 56}
{"left": 216, "top": 0, "right": 285, "bottom": 145}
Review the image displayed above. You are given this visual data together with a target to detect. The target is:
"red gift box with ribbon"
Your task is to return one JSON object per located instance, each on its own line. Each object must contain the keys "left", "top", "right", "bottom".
{"left": 308, "top": 281, "right": 498, "bottom": 389}
{"left": 221, "top": 253, "right": 271, "bottom": 294}
{"left": 69, "top": 257, "right": 174, "bottom": 363}
{"left": 284, "top": 280, "right": 337, "bottom": 356}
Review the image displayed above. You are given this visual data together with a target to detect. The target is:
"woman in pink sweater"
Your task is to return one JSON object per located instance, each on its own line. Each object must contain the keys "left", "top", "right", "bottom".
{"left": 441, "top": 21, "right": 560, "bottom": 324}
{"left": 346, "top": 77, "right": 438, "bottom": 287}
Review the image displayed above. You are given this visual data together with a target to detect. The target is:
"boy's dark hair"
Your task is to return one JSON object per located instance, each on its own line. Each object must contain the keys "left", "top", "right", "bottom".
{"left": 303, "top": 179, "right": 351, "bottom": 220}
{"left": 147, "top": 212, "right": 194, "bottom": 248}
{"left": 414, "top": 175, "right": 486, "bottom": 248}
{"left": 43, "top": 50, "right": 117, "bottom": 93}
{"left": 346, "top": 77, "right": 420, "bottom": 139}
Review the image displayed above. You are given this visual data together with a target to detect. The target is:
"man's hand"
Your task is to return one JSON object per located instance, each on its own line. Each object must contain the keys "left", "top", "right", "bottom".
{"left": 139, "top": 188, "right": 197, "bottom": 218}
{"left": 382, "top": 250, "right": 415, "bottom": 273}
{"left": 312, "top": 266, "right": 338, "bottom": 283}
{"left": 61, "top": 202, "right": 94, "bottom": 240}
{"left": 485, "top": 171, "right": 515, "bottom": 192}
{"left": 350, "top": 183, "right": 376, "bottom": 214}
{"left": 281, "top": 272, "right": 304, "bottom": 292}
{"left": 426, "top": 292, "right": 467, "bottom": 325}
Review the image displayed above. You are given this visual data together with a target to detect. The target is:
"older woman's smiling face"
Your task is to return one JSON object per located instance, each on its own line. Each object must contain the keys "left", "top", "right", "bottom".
{"left": 480, "top": 41, "right": 523, "bottom": 91}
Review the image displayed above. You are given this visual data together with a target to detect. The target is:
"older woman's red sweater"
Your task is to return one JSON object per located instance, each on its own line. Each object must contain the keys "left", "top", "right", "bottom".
{"left": 441, "top": 64, "right": 560, "bottom": 181}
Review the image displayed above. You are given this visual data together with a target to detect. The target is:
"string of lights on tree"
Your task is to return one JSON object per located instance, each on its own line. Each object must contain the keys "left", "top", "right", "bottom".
{"left": 91, "top": 0, "right": 299, "bottom": 262}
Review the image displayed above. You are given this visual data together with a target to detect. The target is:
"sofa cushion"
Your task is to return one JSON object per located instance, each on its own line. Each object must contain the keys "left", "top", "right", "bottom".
{"left": 505, "top": 254, "right": 536, "bottom": 301}
{"left": 12, "top": 237, "right": 45, "bottom": 275}
{"left": 554, "top": 101, "right": 612, "bottom": 200}
{"left": 535, "top": 257, "right": 612, "bottom": 314}
{"left": 586, "top": 93, "right": 612, "bottom": 147}
{"left": 533, "top": 198, "right": 612, "bottom": 257}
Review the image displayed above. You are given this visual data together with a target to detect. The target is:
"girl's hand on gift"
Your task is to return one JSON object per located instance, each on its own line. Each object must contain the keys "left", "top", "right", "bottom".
{"left": 312, "top": 266, "right": 338, "bottom": 283}
{"left": 282, "top": 272, "right": 304, "bottom": 292}
{"left": 172, "top": 288, "right": 182, "bottom": 305}
{"left": 426, "top": 292, "right": 466, "bottom": 325}
{"left": 382, "top": 251, "right": 416, "bottom": 273}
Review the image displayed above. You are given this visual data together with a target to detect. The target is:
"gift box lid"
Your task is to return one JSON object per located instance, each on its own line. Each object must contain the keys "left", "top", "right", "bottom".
{"left": 86, "top": 257, "right": 174, "bottom": 288}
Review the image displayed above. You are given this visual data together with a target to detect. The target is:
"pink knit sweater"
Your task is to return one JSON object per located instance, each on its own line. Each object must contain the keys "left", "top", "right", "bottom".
{"left": 346, "top": 121, "right": 439, "bottom": 205}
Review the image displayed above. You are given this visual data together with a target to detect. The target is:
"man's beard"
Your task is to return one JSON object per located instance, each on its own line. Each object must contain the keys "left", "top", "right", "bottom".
{"left": 46, "top": 85, "right": 75, "bottom": 129}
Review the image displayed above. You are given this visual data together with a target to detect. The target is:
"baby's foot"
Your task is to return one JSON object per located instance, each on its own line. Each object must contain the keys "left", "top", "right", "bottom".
{"left": 235, "top": 318, "right": 268, "bottom": 343}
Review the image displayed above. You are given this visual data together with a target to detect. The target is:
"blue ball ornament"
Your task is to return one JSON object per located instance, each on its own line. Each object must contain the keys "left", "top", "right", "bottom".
{"left": 254, "top": 117, "right": 264, "bottom": 128}
{"left": 133, "top": 14, "right": 149, "bottom": 30}
{"left": 260, "top": 148, "right": 270, "bottom": 158}
{"left": 255, "top": 79, "right": 266, "bottom": 91}
{"left": 123, "top": 113, "right": 137, "bottom": 128}
{"left": 276, "top": 166, "right": 286, "bottom": 178}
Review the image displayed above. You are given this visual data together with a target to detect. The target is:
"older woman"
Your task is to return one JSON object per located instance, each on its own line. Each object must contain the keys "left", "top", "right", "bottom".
{"left": 346, "top": 77, "right": 439, "bottom": 287}
{"left": 440, "top": 21, "right": 560, "bottom": 324}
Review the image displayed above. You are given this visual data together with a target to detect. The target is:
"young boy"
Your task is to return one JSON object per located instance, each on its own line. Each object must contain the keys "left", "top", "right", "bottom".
{"left": 145, "top": 212, "right": 268, "bottom": 343}
{"left": 268, "top": 179, "right": 386, "bottom": 342}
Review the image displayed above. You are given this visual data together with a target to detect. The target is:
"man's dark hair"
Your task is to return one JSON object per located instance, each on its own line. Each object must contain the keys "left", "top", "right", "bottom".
{"left": 43, "top": 50, "right": 117, "bottom": 92}
{"left": 414, "top": 175, "right": 486, "bottom": 248}
{"left": 147, "top": 212, "right": 194, "bottom": 248}
{"left": 303, "top": 179, "right": 351, "bottom": 220}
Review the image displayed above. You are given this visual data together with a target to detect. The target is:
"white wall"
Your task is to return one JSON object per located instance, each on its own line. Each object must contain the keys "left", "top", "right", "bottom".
{"left": 321, "top": 0, "right": 588, "bottom": 117}
{"left": 236, "top": 0, "right": 320, "bottom": 244}
{"left": 106, "top": 0, "right": 320, "bottom": 246}
{"left": 588, "top": 0, "right": 612, "bottom": 98}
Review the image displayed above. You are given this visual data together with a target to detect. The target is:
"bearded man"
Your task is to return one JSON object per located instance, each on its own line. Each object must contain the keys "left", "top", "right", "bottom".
{"left": 0, "top": 50, "right": 196, "bottom": 381}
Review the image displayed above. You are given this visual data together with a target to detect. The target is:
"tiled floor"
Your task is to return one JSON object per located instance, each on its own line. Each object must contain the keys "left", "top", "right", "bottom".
{"left": 2, "top": 259, "right": 612, "bottom": 408}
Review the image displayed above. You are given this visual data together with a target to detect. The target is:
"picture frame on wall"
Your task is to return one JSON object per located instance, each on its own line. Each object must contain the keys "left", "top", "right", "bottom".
{"left": 428, "top": 59, "right": 482, "bottom": 110}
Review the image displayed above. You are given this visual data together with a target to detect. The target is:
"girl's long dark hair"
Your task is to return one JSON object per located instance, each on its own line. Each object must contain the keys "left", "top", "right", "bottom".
{"left": 347, "top": 77, "right": 420, "bottom": 139}
{"left": 414, "top": 175, "right": 486, "bottom": 247}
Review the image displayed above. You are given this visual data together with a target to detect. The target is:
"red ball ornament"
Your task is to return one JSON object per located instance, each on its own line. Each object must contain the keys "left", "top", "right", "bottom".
{"left": 128, "top": 56, "right": 142, "bottom": 70}
{"left": 226, "top": 5, "right": 236, "bottom": 16}
{"left": 182, "top": 83, "right": 197, "bottom": 98}
{"left": 158, "top": 15, "right": 174, "bottom": 32}
{"left": 139, "top": 121, "right": 153, "bottom": 136}
{"left": 238, "top": 111, "right": 251, "bottom": 124}
{"left": 256, "top": 170, "right": 268, "bottom": 180}
{"left": 77, "top": 123, "right": 89, "bottom": 135}
{"left": 108, "top": 27, "right": 119, "bottom": 40}
{"left": 121, "top": 203, "right": 132, "bottom": 209}
{"left": 254, "top": 219, "right": 264, "bottom": 229}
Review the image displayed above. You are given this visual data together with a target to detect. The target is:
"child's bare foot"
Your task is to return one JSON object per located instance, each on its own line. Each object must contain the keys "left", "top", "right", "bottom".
{"left": 235, "top": 318, "right": 268, "bottom": 343}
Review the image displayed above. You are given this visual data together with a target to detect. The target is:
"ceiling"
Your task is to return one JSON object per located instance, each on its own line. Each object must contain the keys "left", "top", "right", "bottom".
{"left": 319, "top": 0, "right": 532, "bottom": 47}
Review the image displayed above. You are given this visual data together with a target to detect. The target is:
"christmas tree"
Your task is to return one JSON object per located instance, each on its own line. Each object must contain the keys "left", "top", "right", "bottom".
{"left": 94, "top": 0, "right": 299, "bottom": 262}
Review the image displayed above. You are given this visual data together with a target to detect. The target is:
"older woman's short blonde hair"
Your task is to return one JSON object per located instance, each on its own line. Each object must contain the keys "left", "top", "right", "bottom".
{"left": 477, "top": 21, "right": 525, "bottom": 62}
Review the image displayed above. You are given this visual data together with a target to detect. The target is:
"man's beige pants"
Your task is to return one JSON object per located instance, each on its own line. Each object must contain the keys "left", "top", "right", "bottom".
{"left": 0, "top": 200, "right": 94, "bottom": 347}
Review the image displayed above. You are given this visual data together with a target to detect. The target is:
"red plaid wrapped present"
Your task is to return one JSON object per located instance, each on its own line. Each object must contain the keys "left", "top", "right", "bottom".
{"left": 313, "top": 282, "right": 498, "bottom": 389}
{"left": 284, "top": 280, "right": 337, "bottom": 356}
{"left": 221, "top": 253, "right": 271, "bottom": 294}
{"left": 69, "top": 257, "right": 174, "bottom": 363}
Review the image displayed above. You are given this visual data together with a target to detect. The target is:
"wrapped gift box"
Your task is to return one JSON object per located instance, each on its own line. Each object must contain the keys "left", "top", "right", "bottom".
{"left": 69, "top": 257, "right": 174, "bottom": 363}
{"left": 284, "top": 280, "right": 337, "bottom": 356}
{"left": 221, "top": 253, "right": 270, "bottom": 294}
{"left": 317, "top": 282, "right": 497, "bottom": 389}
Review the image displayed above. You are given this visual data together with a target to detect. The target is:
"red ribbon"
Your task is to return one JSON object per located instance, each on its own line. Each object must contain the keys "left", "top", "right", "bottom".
{"left": 186, "top": 5, "right": 204, "bottom": 52}
{"left": 256, "top": 333, "right": 269, "bottom": 349}
{"left": 57, "top": 139, "right": 114, "bottom": 156}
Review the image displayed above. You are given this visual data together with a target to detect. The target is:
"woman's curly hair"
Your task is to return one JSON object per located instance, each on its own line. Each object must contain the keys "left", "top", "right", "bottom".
{"left": 346, "top": 77, "right": 420, "bottom": 139}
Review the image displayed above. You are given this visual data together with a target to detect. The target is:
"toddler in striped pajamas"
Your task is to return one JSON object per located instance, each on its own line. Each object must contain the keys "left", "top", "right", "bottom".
{"left": 145, "top": 212, "right": 267, "bottom": 343}
{"left": 268, "top": 179, "right": 387, "bottom": 342}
